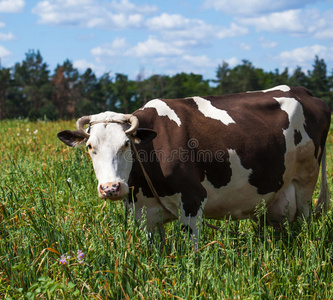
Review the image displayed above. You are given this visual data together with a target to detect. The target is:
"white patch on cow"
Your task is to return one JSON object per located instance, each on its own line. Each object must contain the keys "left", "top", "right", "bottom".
{"left": 274, "top": 96, "right": 310, "bottom": 149}
{"left": 202, "top": 149, "right": 275, "bottom": 219}
{"left": 192, "top": 96, "right": 235, "bottom": 126}
{"left": 247, "top": 85, "right": 291, "bottom": 93}
{"left": 140, "top": 99, "right": 181, "bottom": 126}
{"left": 262, "top": 85, "right": 290, "bottom": 93}
{"left": 133, "top": 188, "right": 205, "bottom": 246}
{"left": 90, "top": 111, "right": 126, "bottom": 123}
{"left": 87, "top": 111, "right": 133, "bottom": 198}
{"left": 274, "top": 96, "right": 319, "bottom": 218}
{"left": 132, "top": 188, "right": 180, "bottom": 230}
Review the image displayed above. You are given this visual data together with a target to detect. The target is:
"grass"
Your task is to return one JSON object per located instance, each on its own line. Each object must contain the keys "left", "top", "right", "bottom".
{"left": 0, "top": 118, "right": 333, "bottom": 299}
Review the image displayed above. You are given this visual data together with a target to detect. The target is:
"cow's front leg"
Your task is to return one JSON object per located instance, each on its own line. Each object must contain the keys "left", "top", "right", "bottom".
{"left": 180, "top": 193, "right": 207, "bottom": 250}
{"left": 126, "top": 196, "right": 174, "bottom": 245}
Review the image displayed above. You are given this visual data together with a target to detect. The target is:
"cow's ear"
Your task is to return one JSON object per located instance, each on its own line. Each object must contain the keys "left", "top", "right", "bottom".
{"left": 132, "top": 128, "right": 157, "bottom": 145}
{"left": 57, "top": 130, "right": 87, "bottom": 147}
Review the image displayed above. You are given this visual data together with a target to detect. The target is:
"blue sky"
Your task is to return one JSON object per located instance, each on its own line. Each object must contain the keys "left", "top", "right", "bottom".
{"left": 0, "top": 0, "right": 333, "bottom": 80}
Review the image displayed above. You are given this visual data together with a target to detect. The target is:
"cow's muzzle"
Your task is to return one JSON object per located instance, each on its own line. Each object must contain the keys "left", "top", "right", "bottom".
{"left": 99, "top": 182, "right": 127, "bottom": 200}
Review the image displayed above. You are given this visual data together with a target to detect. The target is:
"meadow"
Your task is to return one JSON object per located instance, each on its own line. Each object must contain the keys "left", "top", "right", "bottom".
{"left": 1, "top": 118, "right": 333, "bottom": 299}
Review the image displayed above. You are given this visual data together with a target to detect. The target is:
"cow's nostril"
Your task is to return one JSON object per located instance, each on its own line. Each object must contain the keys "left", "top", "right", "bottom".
{"left": 99, "top": 182, "right": 121, "bottom": 197}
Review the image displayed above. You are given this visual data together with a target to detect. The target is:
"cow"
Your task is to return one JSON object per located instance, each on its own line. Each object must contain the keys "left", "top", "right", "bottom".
{"left": 57, "top": 85, "right": 331, "bottom": 246}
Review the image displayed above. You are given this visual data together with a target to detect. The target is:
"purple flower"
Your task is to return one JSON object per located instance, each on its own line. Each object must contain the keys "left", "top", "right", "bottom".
{"left": 77, "top": 250, "right": 85, "bottom": 263}
{"left": 59, "top": 255, "right": 68, "bottom": 265}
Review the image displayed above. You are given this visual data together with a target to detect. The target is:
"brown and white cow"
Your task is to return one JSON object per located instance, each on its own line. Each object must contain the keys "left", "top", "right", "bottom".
{"left": 57, "top": 85, "right": 331, "bottom": 245}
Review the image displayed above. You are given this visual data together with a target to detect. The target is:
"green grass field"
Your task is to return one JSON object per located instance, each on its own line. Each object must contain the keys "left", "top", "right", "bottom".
{"left": 1, "top": 119, "right": 333, "bottom": 299}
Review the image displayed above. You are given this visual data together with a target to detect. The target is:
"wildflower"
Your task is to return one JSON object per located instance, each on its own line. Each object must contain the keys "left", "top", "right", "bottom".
{"left": 58, "top": 191, "right": 63, "bottom": 195}
{"left": 77, "top": 250, "right": 85, "bottom": 263}
{"left": 59, "top": 255, "right": 68, "bottom": 265}
{"left": 17, "top": 133, "right": 20, "bottom": 136}
{"left": 26, "top": 128, "right": 30, "bottom": 132}
{"left": 33, "top": 129, "right": 38, "bottom": 134}
{"left": 67, "top": 177, "right": 72, "bottom": 183}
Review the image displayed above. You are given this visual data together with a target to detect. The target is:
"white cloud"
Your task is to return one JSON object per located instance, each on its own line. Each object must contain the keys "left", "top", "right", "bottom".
{"left": 0, "top": 0, "right": 25, "bottom": 13}
{"left": 147, "top": 14, "right": 248, "bottom": 43}
{"left": 215, "top": 23, "right": 248, "bottom": 39}
{"left": 312, "top": 10, "right": 333, "bottom": 39}
{"left": 73, "top": 59, "right": 106, "bottom": 76}
{"left": 239, "top": 8, "right": 333, "bottom": 39}
{"left": 239, "top": 9, "right": 305, "bottom": 33}
{"left": 0, "top": 31, "right": 15, "bottom": 41}
{"left": 0, "top": 21, "right": 5, "bottom": 28}
{"left": 91, "top": 37, "right": 127, "bottom": 57}
{"left": 182, "top": 54, "right": 216, "bottom": 68}
{"left": 0, "top": 45, "right": 11, "bottom": 57}
{"left": 32, "top": 0, "right": 155, "bottom": 28}
{"left": 91, "top": 37, "right": 220, "bottom": 76}
{"left": 239, "top": 42, "right": 251, "bottom": 51}
{"left": 259, "top": 37, "right": 278, "bottom": 48}
{"left": 128, "top": 36, "right": 184, "bottom": 58}
{"left": 146, "top": 13, "right": 197, "bottom": 30}
{"left": 171, "top": 39, "right": 199, "bottom": 48}
{"left": 225, "top": 57, "right": 239, "bottom": 68}
{"left": 276, "top": 45, "right": 333, "bottom": 70}
{"left": 203, "top": 0, "right": 315, "bottom": 16}
{"left": 110, "top": 37, "right": 127, "bottom": 50}
{"left": 109, "top": 0, "right": 157, "bottom": 14}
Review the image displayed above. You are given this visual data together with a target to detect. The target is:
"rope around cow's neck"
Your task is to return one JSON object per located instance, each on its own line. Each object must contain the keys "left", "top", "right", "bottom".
{"left": 129, "top": 137, "right": 176, "bottom": 217}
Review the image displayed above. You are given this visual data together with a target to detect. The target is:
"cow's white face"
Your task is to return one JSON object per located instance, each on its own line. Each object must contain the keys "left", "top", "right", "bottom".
{"left": 57, "top": 111, "right": 157, "bottom": 201}
{"left": 87, "top": 120, "right": 132, "bottom": 200}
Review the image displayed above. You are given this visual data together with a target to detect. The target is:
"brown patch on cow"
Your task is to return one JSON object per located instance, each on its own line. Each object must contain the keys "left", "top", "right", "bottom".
{"left": 202, "top": 93, "right": 289, "bottom": 195}
{"left": 294, "top": 129, "right": 302, "bottom": 146}
{"left": 292, "top": 87, "right": 331, "bottom": 162}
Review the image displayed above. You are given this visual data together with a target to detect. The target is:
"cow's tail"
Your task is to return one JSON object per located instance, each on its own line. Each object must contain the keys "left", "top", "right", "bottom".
{"left": 314, "top": 146, "right": 330, "bottom": 216}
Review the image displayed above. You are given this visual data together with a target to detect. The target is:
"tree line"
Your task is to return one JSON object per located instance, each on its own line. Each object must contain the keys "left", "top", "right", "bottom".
{"left": 0, "top": 49, "right": 332, "bottom": 120}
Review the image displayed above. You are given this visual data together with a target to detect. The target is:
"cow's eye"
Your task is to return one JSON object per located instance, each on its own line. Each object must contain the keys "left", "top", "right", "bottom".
{"left": 87, "top": 144, "right": 92, "bottom": 150}
{"left": 124, "top": 140, "right": 130, "bottom": 148}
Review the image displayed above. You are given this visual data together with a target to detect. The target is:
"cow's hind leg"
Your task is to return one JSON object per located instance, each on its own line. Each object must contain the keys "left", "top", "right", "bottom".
{"left": 293, "top": 142, "right": 321, "bottom": 219}
{"left": 293, "top": 160, "right": 320, "bottom": 219}
{"left": 267, "top": 182, "right": 297, "bottom": 224}
{"left": 294, "top": 180, "right": 318, "bottom": 219}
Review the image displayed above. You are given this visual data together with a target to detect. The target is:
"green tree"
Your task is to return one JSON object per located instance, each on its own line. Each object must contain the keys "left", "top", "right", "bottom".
{"left": 229, "top": 60, "right": 260, "bottom": 93}
{"left": 115, "top": 73, "right": 129, "bottom": 113}
{"left": 271, "top": 67, "right": 289, "bottom": 86}
{"left": 326, "top": 69, "right": 333, "bottom": 110}
{"left": 51, "top": 60, "right": 80, "bottom": 119}
{"left": 289, "top": 67, "right": 308, "bottom": 87}
{"left": 215, "top": 60, "right": 260, "bottom": 94}
{"left": 308, "top": 56, "right": 329, "bottom": 98}
{"left": 0, "top": 68, "right": 11, "bottom": 119}
{"left": 214, "top": 61, "right": 231, "bottom": 95}
{"left": 165, "top": 73, "right": 211, "bottom": 98}
{"left": 98, "top": 73, "right": 119, "bottom": 112}
{"left": 13, "top": 50, "right": 51, "bottom": 118}
{"left": 113, "top": 73, "right": 138, "bottom": 113}
{"left": 78, "top": 68, "right": 106, "bottom": 115}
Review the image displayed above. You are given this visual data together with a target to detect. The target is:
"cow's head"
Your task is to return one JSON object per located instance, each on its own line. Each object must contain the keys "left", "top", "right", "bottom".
{"left": 57, "top": 112, "right": 156, "bottom": 200}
